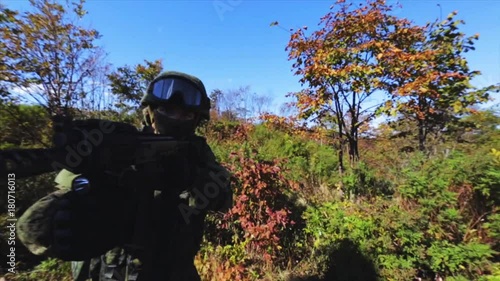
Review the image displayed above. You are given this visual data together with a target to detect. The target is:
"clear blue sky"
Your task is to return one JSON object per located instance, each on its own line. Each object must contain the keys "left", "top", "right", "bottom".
{"left": 4, "top": 0, "right": 500, "bottom": 113}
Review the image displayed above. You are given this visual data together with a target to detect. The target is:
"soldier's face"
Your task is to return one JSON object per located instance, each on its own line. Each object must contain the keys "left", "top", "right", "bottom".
{"left": 151, "top": 105, "right": 198, "bottom": 137}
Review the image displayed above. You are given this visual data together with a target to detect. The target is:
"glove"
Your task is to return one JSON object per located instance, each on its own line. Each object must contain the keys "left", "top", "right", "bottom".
{"left": 51, "top": 177, "right": 131, "bottom": 261}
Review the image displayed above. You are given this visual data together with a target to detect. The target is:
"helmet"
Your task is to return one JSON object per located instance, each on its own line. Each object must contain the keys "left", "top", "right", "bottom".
{"left": 141, "top": 71, "right": 211, "bottom": 121}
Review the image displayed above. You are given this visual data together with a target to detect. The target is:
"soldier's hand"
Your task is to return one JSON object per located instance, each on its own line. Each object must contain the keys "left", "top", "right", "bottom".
{"left": 51, "top": 177, "right": 130, "bottom": 261}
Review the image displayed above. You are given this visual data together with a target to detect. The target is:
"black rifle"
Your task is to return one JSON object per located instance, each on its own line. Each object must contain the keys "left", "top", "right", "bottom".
{"left": 1, "top": 115, "right": 192, "bottom": 179}
{"left": 0, "top": 115, "right": 197, "bottom": 280}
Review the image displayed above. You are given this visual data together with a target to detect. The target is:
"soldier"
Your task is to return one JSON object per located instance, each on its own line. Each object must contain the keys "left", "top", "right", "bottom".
{"left": 17, "top": 71, "right": 233, "bottom": 280}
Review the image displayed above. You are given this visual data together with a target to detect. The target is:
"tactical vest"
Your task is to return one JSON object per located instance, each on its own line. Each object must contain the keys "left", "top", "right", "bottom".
{"left": 71, "top": 248, "right": 140, "bottom": 281}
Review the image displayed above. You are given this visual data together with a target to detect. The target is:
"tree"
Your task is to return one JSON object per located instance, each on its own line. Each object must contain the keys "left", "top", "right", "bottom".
{"left": 223, "top": 86, "right": 251, "bottom": 121}
{"left": 381, "top": 11, "right": 498, "bottom": 151}
{"left": 0, "top": 103, "right": 51, "bottom": 149}
{"left": 452, "top": 109, "right": 500, "bottom": 146}
{"left": 209, "top": 86, "right": 254, "bottom": 122}
{"left": 251, "top": 93, "right": 273, "bottom": 117}
{"left": 107, "top": 59, "right": 163, "bottom": 119}
{"left": 0, "top": 0, "right": 108, "bottom": 116}
{"left": 209, "top": 89, "right": 224, "bottom": 118}
{"left": 0, "top": 3, "right": 16, "bottom": 102}
{"left": 284, "top": 0, "right": 425, "bottom": 173}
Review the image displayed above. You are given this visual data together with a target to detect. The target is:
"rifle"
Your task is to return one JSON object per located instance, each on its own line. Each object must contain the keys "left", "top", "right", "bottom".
{"left": 0, "top": 115, "right": 197, "bottom": 280}
{"left": 1, "top": 115, "right": 191, "bottom": 179}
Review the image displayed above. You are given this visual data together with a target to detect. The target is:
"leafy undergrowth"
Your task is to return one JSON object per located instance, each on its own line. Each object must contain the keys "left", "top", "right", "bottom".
{"left": 2, "top": 258, "right": 72, "bottom": 281}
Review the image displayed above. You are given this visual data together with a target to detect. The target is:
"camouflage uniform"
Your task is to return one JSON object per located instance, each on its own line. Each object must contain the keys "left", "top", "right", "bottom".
{"left": 18, "top": 138, "right": 231, "bottom": 280}
{"left": 17, "top": 71, "right": 232, "bottom": 281}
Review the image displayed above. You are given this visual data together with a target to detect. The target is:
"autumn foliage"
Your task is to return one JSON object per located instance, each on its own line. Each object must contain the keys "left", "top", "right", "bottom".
{"left": 195, "top": 151, "right": 303, "bottom": 280}
{"left": 0, "top": 0, "right": 106, "bottom": 116}
{"left": 224, "top": 153, "right": 298, "bottom": 262}
{"left": 284, "top": 0, "right": 496, "bottom": 170}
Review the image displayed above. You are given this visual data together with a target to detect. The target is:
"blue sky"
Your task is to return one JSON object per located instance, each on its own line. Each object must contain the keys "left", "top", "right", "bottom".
{"left": 4, "top": 0, "right": 500, "bottom": 115}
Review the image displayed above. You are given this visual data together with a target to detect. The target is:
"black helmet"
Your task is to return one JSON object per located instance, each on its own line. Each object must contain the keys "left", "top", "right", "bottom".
{"left": 141, "top": 71, "right": 211, "bottom": 120}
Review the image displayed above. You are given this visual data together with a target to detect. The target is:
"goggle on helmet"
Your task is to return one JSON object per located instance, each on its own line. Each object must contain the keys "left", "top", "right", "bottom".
{"left": 141, "top": 71, "right": 210, "bottom": 120}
